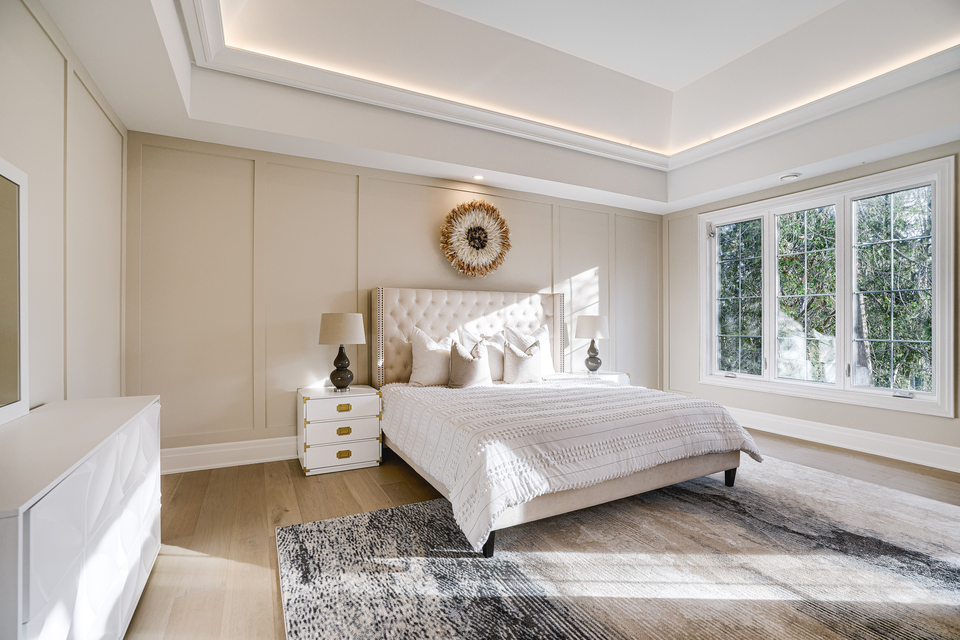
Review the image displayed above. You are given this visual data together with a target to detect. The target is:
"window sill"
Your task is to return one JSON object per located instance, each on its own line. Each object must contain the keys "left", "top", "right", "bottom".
{"left": 699, "top": 373, "right": 953, "bottom": 418}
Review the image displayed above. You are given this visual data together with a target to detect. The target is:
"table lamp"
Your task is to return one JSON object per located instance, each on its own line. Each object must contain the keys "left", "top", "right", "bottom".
{"left": 318, "top": 313, "right": 366, "bottom": 392}
{"left": 575, "top": 315, "right": 609, "bottom": 372}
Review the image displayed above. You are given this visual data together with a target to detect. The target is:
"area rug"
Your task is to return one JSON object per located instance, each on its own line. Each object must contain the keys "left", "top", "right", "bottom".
{"left": 276, "top": 457, "right": 960, "bottom": 639}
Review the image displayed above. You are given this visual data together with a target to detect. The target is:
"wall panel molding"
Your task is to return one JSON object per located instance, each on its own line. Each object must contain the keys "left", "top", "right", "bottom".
{"left": 127, "top": 132, "right": 660, "bottom": 450}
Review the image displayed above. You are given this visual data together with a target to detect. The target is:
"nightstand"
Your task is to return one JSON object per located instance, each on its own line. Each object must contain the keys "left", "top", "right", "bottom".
{"left": 297, "top": 385, "right": 382, "bottom": 476}
{"left": 544, "top": 371, "right": 631, "bottom": 385}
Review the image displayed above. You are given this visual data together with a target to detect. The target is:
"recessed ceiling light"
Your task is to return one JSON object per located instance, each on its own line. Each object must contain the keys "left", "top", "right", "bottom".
{"left": 473, "top": 175, "right": 484, "bottom": 180}
{"left": 780, "top": 173, "right": 800, "bottom": 182}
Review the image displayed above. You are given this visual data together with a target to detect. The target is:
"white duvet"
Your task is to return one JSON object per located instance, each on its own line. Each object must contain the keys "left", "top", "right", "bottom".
{"left": 380, "top": 378, "right": 763, "bottom": 551}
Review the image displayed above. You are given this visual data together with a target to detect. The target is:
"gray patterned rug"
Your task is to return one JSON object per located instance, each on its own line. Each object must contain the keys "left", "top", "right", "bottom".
{"left": 276, "top": 456, "right": 960, "bottom": 639}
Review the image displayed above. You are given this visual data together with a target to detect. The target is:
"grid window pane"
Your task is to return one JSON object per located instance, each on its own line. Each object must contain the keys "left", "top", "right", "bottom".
{"left": 807, "top": 295, "right": 836, "bottom": 338}
{"left": 716, "top": 219, "right": 762, "bottom": 375}
{"left": 852, "top": 186, "right": 933, "bottom": 391}
{"left": 855, "top": 194, "right": 891, "bottom": 244}
{"left": 775, "top": 206, "right": 836, "bottom": 383}
{"left": 806, "top": 339, "right": 836, "bottom": 384}
{"left": 777, "top": 338, "right": 805, "bottom": 379}
{"left": 807, "top": 207, "right": 836, "bottom": 251}
{"left": 852, "top": 340, "right": 892, "bottom": 388}
{"left": 741, "top": 259, "right": 762, "bottom": 297}
{"left": 893, "top": 185, "right": 932, "bottom": 240}
{"left": 777, "top": 297, "right": 804, "bottom": 337}
{"left": 778, "top": 255, "right": 804, "bottom": 296}
{"left": 854, "top": 292, "right": 891, "bottom": 341}
{"left": 778, "top": 211, "right": 804, "bottom": 254}
{"left": 856, "top": 244, "right": 891, "bottom": 292}
{"left": 892, "top": 238, "right": 932, "bottom": 290}
{"left": 807, "top": 251, "right": 835, "bottom": 295}
{"left": 892, "top": 290, "right": 932, "bottom": 342}
{"left": 741, "top": 298, "right": 762, "bottom": 337}
{"left": 718, "top": 299, "right": 739, "bottom": 335}
{"left": 892, "top": 342, "right": 932, "bottom": 393}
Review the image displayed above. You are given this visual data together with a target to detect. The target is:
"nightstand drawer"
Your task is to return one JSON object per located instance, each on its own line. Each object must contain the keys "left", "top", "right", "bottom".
{"left": 305, "top": 416, "right": 380, "bottom": 447}
{"left": 305, "top": 395, "right": 379, "bottom": 422}
{"left": 304, "top": 439, "right": 380, "bottom": 470}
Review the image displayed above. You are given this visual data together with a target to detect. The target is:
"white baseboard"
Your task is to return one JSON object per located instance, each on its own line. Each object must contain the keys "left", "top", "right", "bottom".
{"left": 161, "top": 436, "right": 298, "bottom": 475}
{"left": 727, "top": 407, "right": 960, "bottom": 474}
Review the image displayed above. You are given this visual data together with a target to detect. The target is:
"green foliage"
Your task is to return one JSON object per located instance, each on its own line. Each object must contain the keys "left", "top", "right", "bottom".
{"left": 852, "top": 186, "right": 933, "bottom": 392}
{"left": 716, "top": 218, "right": 763, "bottom": 375}
{"left": 775, "top": 206, "right": 837, "bottom": 383}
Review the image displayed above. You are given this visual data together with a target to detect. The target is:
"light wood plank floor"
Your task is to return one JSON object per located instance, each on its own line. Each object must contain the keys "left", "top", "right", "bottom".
{"left": 127, "top": 439, "right": 960, "bottom": 640}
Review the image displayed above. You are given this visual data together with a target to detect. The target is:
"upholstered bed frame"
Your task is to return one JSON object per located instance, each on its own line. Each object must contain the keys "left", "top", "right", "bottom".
{"left": 371, "top": 286, "right": 740, "bottom": 557}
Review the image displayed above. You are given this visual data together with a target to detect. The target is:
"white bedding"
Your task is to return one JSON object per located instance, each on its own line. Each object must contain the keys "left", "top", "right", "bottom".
{"left": 380, "top": 378, "right": 763, "bottom": 551}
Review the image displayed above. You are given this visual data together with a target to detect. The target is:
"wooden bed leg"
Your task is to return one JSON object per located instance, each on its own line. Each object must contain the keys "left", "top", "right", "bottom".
{"left": 482, "top": 530, "right": 495, "bottom": 558}
{"left": 725, "top": 468, "right": 737, "bottom": 487}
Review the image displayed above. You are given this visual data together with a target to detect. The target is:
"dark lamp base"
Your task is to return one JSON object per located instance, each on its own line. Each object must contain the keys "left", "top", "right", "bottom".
{"left": 584, "top": 339, "right": 602, "bottom": 372}
{"left": 330, "top": 344, "right": 354, "bottom": 392}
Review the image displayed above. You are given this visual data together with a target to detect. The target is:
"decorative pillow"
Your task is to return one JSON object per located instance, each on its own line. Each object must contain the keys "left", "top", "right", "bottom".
{"left": 448, "top": 342, "right": 494, "bottom": 388}
{"left": 458, "top": 327, "right": 505, "bottom": 381}
{"left": 503, "top": 341, "right": 542, "bottom": 384}
{"left": 504, "top": 325, "right": 556, "bottom": 374}
{"left": 409, "top": 327, "right": 457, "bottom": 386}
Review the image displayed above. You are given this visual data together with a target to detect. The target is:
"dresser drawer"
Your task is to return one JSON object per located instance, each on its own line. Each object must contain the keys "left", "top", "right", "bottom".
{"left": 305, "top": 438, "right": 380, "bottom": 471}
{"left": 305, "top": 394, "right": 379, "bottom": 422}
{"left": 305, "top": 416, "right": 380, "bottom": 446}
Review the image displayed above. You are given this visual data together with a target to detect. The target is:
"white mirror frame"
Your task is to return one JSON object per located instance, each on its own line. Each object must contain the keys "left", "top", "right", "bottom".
{"left": 0, "top": 155, "right": 28, "bottom": 427}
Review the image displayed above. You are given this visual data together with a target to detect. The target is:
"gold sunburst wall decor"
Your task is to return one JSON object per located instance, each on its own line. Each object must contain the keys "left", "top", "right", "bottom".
{"left": 440, "top": 200, "right": 511, "bottom": 278}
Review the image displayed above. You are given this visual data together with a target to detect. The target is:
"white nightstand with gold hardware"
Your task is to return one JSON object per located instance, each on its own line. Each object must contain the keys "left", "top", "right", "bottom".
{"left": 297, "top": 385, "right": 382, "bottom": 476}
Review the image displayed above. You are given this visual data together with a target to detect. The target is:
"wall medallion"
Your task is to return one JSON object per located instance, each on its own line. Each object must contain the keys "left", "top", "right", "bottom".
{"left": 440, "top": 200, "right": 511, "bottom": 278}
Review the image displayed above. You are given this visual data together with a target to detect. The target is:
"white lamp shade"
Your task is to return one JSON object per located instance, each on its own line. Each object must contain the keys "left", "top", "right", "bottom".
{"left": 575, "top": 315, "right": 609, "bottom": 340}
{"left": 318, "top": 313, "right": 366, "bottom": 345}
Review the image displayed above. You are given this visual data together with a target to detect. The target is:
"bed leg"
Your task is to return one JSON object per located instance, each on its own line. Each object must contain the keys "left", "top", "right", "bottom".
{"left": 482, "top": 531, "right": 495, "bottom": 558}
{"left": 725, "top": 468, "right": 737, "bottom": 487}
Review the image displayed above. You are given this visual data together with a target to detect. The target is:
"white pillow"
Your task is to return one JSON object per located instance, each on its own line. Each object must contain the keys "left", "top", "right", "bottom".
{"left": 449, "top": 342, "right": 494, "bottom": 388}
{"left": 409, "top": 327, "right": 457, "bottom": 386}
{"left": 458, "top": 327, "right": 505, "bottom": 381}
{"left": 504, "top": 325, "right": 556, "bottom": 374}
{"left": 503, "top": 341, "right": 542, "bottom": 384}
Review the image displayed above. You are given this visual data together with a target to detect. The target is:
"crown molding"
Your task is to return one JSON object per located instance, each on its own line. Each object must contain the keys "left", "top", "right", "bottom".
{"left": 177, "top": 0, "right": 960, "bottom": 176}
{"left": 177, "top": 0, "right": 670, "bottom": 170}
{"left": 667, "top": 44, "right": 960, "bottom": 169}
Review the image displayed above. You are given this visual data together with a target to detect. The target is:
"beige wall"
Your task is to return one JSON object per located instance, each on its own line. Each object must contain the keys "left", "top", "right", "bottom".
{"left": 0, "top": 0, "right": 126, "bottom": 406}
{"left": 663, "top": 141, "right": 960, "bottom": 449}
{"left": 125, "top": 133, "right": 662, "bottom": 450}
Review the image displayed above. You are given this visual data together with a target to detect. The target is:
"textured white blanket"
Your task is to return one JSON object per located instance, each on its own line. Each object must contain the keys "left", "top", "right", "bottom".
{"left": 380, "top": 378, "right": 763, "bottom": 551}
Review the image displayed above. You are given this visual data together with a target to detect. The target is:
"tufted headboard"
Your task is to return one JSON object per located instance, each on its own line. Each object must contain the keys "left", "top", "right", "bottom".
{"left": 371, "top": 287, "right": 565, "bottom": 388}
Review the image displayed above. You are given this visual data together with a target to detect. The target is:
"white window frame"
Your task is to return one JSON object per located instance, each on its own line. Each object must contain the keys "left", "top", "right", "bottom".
{"left": 699, "top": 157, "right": 954, "bottom": 418}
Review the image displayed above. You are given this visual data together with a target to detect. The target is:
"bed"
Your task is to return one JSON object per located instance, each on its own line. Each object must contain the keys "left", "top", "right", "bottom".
{"left": 370, "top": 287, "right": 762, "bottom": 556}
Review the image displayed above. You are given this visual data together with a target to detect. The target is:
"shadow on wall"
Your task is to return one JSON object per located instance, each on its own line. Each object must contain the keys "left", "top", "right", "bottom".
{"left": 549, "top": 267, "right": 602, "bottom": 371}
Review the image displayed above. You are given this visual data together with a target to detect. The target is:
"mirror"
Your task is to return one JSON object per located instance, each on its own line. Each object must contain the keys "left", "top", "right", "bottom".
{"left": 0, "top": 156, "right": 28, "bottom": 426}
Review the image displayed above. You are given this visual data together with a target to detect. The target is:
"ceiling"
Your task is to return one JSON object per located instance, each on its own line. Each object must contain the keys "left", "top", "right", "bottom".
{"left": 36, "top": 0, "right": 960, "bottom": 213}
{"left": 413, "top": 0, "right": 847, "bottom": 91}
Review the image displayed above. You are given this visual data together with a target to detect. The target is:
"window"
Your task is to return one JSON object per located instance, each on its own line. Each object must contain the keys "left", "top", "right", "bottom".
{"left": 776, "top": 206, "right": 836, "bottom": 383}
{"left": 716, "top": 219, "right": 762, "bottom": 376}
{"left": 852, "top": 186, "right": 932, "bottom": 393}
{"left": 699, "top": 158, "right": 954, "bottom": 417}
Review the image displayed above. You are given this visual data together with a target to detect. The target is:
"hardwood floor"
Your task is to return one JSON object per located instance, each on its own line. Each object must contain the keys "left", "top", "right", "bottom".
{"left": 748, "top": 429, "right": 960, "bottom": 507}
{"left": 126, "top": 451, "right": 442, "bottom": 640}
{"left": 127, "top": 439, "right": 960, "bottom": 639}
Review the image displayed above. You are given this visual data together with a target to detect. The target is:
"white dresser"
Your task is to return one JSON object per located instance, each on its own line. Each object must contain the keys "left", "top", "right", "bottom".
{"left": 0, "top": 396, "right": 161, "bottom": 640}
{"left": 297, "top": 386, "right": 381, "bottom": 476}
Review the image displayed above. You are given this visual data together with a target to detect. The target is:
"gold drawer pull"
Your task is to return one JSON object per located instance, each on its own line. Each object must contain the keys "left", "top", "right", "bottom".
{"left": 337, "top": 403, "right": 352, "bottom": 413}
{"left": 336, "top": 426, "right": 352, "bottom": 436}
{"left": 336, "top": 450, "right": 352, "bottom": 459}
